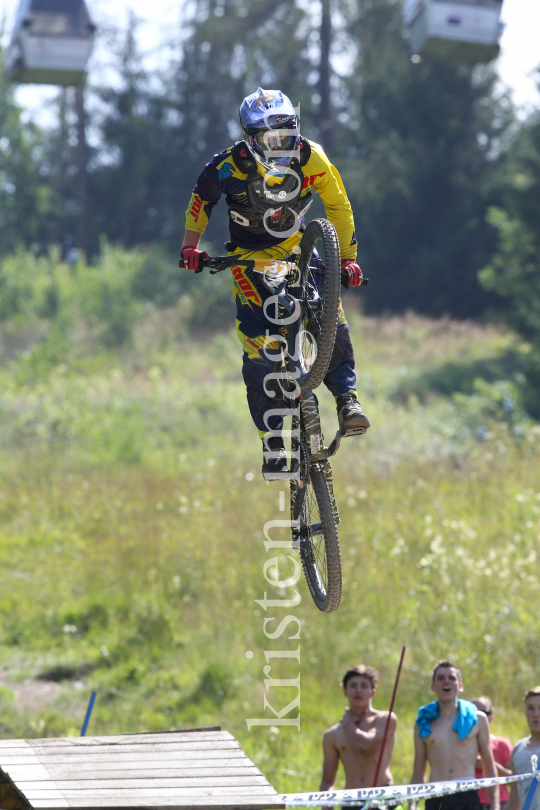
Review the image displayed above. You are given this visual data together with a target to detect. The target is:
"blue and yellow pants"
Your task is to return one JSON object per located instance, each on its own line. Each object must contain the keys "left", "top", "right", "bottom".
{"left": 229, "top": 237, "right": 357, "bottom": 435}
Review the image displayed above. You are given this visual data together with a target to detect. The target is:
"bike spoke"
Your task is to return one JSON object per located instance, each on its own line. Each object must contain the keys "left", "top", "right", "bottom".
{"left": 299, "top": 238, "right": 328, "bottom": 373}
{"left": 303, "top": 482, "right": 328, "bottom": 591}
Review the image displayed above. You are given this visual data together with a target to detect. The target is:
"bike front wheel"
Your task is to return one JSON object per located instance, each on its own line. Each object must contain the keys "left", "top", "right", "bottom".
{"left": 291, "top": 457, "right": 342, "bottom": 613}
{"left": 292, "top": 218, "right": 341, "bottom": 393}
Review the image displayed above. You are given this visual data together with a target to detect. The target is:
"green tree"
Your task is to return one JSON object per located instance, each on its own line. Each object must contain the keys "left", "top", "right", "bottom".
{"left": 0, "top": 45, "right": 58, "bottom": 254}
{"left": 161, "top": 0, "right": 318, "bottom": 249}
{"left": 480, "top": 208, "right": 540, "bottom": 345}
{"left": 38, "top": 89, "right": 82, "bottom": 255}
{"left": 479, "top": 88, "right": 540, "bottom": 410}
{"left": 88, "top": 15, "right": 169, "bottom": 254}
{"left": 335, "top": 0, "right": 514, "bottom": 318}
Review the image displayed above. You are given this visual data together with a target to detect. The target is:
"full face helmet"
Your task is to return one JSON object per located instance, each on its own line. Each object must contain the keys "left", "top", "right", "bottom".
{"left": 239, "top": 87, "right": 299, "bottom": 168}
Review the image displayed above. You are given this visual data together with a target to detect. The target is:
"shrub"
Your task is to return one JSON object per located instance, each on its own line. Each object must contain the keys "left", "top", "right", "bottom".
{"left": 480, "top": 208, "right": 540, "bottom": 347}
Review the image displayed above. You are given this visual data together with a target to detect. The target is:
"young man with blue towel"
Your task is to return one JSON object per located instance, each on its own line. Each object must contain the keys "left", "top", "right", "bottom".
{"left": 410, "top": 659, "right": 500, "bottom": 810}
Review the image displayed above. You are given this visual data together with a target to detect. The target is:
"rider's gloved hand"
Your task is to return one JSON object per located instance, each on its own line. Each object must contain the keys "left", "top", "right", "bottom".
{"left": 341, "top": 259, "right": 363, "bottom": 288}
{"left": 180, "top": 247, "right": 209, "bottom": 272}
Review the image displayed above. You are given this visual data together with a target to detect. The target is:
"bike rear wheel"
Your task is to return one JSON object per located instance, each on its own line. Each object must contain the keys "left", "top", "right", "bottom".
{"left": 292, "top": 218, "right": 341, "bottom": 393}
{"left": 290, "top": 418, "right": 342, "bottom": 613}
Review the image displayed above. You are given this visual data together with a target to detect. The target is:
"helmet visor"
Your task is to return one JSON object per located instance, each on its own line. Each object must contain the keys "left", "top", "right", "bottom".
{"left": 251, "top": 126, "right": 298, "bottom": 156}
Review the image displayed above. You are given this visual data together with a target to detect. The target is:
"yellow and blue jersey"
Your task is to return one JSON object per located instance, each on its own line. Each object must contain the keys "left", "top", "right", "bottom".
{"left": 185, "top": 139, "right": 358, "bottom": 260}
{"left": 184, "top": 138, "right": 360, "bottom": 435}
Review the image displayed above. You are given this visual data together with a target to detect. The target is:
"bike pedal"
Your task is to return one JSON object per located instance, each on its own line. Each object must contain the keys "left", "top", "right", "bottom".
{"left": 263, "top": 470, "right": 291, "bottom": 482}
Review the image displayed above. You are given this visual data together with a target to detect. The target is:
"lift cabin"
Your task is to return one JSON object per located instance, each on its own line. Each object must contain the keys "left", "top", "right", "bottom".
{"left": 404, "top": 0, "right": 504, "bottom": 63}
{"left": 7, "top": 0, "right": 95, "bottom": 87}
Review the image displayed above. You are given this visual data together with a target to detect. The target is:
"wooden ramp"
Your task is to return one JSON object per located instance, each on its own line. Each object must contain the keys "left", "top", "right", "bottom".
{"left": 0, "top": 727, "right": 285, "bottom": 810}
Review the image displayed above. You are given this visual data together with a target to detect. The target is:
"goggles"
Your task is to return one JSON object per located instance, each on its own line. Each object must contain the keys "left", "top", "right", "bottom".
{"left": 250, "top": 126, "right": 298, "bottom": 156}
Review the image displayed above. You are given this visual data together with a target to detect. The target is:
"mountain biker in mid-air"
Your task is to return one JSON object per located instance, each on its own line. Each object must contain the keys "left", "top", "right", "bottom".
{"left": 181, "top": 87, "right": 370, "bottom": 480}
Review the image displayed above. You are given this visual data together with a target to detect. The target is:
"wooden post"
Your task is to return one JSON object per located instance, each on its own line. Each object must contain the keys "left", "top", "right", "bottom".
{"left": 75, "top": 83, "right": 88, "bottom": 259}
{"left": 373, "top": 646, "right": 406, "bottom": 787}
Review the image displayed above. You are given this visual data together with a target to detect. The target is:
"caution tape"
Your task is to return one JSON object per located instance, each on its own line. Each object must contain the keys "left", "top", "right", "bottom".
{"left": 280, "top": 769, "right": 540, "bottom": 807}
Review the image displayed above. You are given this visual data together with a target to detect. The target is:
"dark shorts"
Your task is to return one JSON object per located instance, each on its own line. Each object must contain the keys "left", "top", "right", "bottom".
{"left": 426, "top": 790, "right": 483, "bottom": 810}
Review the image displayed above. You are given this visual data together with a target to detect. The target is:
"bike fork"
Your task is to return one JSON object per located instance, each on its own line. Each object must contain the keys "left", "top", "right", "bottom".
{"left": 300, "top": 393, "right": 341, "bottom": 527}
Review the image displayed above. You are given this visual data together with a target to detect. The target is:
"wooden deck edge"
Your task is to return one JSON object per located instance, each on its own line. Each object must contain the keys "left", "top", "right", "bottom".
{"left": 107, "top": 728, "right": 222, "bottom": 737}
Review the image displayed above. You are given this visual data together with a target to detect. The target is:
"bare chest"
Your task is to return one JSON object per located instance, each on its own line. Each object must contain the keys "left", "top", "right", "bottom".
{"left": 427, "top": 720, "right": 479, "bottom": 761}
{"left": 336, "top": 720, "right": 379, "bottom": 755}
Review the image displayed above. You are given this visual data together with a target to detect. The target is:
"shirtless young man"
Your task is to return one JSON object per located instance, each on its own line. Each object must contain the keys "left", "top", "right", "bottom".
{"left": 410, "top": 660, "right": 500, "bottom": 810}
{"left": 320, "top": 665, "right": 397, "bottom": 792}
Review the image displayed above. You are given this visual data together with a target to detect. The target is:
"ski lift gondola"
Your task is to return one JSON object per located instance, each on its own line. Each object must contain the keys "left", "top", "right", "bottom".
{"left": 403, "top": 0, "right": 504, "bottom": 63}
{"left": 7, "top": 0, "right": 95, "bottom": 87}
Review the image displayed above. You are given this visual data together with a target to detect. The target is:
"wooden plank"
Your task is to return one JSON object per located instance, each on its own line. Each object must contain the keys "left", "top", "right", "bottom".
{"left": 14, "top": 783, "right": 65, "bottom": 802}
{"left": 27, "top": 732, "right": 233, "bottom": 747}
{"left": 0, "top": 738, "right": 234, "bottom": 759}
{"left": 30, "top": 798, "right": 285, "bottom": 809}
{"left": 0, "top": 732, "right": 227, "bottom": 749}
{"left": 21, "top": 786, "right": 278, "bottom": 798}
{"left": 17, "top": 773, "right": 268, "bottom": 784}
{"left": 0, "top": 741, "right": 241, "bottom": 759}
{"left": 0, "top": 750, "right": 247, "bottom": 766}
{"left": 0, "top": 763, "right": 51, "bottom": 780}
{"left": 3, "top": 762, "right": 257, "bottom": 780}
{"left": 124, "top": 726, "right": 223, "bottom": 737}
{"left": 0, "top": 740, "right": 32, "bottom": 748}
{"left": 6, "top": 767, "right": 261, "bottom": 782}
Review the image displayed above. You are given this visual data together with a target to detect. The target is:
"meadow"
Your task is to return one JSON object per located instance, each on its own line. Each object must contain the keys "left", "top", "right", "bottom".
{"left": 0, "top": 248, "right": 538, "bottom": 794}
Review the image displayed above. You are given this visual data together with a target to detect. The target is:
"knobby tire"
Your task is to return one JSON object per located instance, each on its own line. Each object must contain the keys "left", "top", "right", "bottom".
{"left": 295, "top": 218, "right": 341, "bottom": 393}
{"left": 297, "top": 467, "right": 341, "bottom": 613}
{"left": 290, "top": 413, "right": 342, "bottom": 613}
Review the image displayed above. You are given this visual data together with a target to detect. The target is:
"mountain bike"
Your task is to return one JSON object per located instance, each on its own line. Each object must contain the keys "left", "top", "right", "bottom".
{"left": 180, "top": 219, "right": 368, "bottom": 612}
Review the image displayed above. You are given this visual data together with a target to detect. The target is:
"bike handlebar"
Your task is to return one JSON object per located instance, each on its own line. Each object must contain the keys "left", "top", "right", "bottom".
{"left": 179, "top": 253, "right": 369, "bottom": 284}
{"left": 179, "top": 254, "right": 248, "bottom": 273}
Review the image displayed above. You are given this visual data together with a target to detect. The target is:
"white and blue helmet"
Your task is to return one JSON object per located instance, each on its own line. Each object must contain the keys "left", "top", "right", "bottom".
{"left": 239, "top": 87, "right": 299, "bottom": 167}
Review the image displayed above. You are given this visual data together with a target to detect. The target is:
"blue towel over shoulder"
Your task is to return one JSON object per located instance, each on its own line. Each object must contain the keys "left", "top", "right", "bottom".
{"left": 416, "top": 699, "right": 478, "bottom": 739}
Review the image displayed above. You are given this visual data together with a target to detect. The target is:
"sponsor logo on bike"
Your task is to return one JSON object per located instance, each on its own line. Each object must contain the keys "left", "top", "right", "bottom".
{"left": 232, "top": 265, "right": 263, "bottom": 309}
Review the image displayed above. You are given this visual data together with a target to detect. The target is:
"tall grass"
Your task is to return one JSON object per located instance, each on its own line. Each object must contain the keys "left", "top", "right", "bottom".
{"left": 0, "top": 251, "right": 538, "bottom": 795}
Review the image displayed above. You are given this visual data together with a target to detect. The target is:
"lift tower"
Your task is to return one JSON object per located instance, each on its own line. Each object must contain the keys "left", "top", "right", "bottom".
{"left": 7, "top": 0, "right": 96, "bottom": 257}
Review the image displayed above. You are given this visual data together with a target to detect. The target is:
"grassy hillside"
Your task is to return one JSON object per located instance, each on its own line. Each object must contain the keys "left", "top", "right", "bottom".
{"left": 0, "top": 258, "right": 538, "bottom": 795}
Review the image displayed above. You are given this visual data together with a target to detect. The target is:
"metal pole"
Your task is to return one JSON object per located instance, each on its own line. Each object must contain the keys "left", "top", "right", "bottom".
{"left": 522, "top": 756, "right": 539, "bottom": 810}
{"left": 75, "top": 83, "right": 88, "bottom": 259}
{"left": 80, "top": 691, "right": 97, "bottom": 736}
{"left": 372, "top": 646, "right": 406, "bottom": 787}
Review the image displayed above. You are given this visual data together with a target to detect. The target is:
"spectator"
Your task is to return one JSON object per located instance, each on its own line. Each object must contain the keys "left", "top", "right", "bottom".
{"left": 506, "top": 687, "right": 540, "bottom": 810}
{"left": 409, "top": 659, "right": 499, "bottom": 810}
{"left": 320, "top": 664, "right": 397, "bottom": 791}
{"left": 472, "top": 697, "right": 513, "bottom": 810}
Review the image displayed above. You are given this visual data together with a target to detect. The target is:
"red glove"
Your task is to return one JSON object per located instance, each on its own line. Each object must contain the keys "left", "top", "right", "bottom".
{"left": 341, "top": 259, "right": 363, "bottom": 288}
{"left": 181, "top": 247, "right": 209, "bottom": 271}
